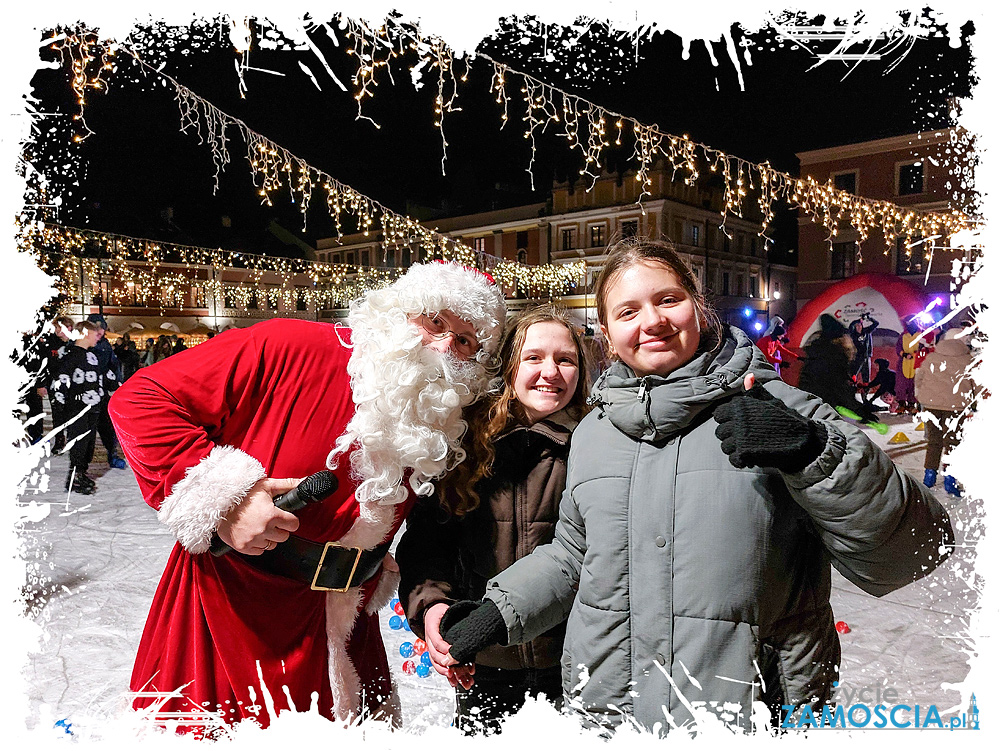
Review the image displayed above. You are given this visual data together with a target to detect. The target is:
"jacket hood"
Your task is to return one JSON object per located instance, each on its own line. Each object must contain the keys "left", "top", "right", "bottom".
{"left": 590, "top": 326, "right": 780, "bottom": 442}
{"left": 933, "top": 330, "right": 972, "bottom": 357}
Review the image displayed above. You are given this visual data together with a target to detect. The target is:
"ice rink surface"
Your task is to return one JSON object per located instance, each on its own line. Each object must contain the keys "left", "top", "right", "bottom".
{"left": 15, "top": 410, "right": 981, "bottom": 738}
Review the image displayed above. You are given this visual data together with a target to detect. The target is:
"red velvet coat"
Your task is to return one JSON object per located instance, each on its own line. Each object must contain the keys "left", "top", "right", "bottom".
{"left": 109, "top": 318, "right": 413, "bottom": 732}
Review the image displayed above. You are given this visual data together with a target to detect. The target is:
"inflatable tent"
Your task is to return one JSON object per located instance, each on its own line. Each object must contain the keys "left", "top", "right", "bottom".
{"left": 784, "top": 273, "right": 938, "bottom": 387}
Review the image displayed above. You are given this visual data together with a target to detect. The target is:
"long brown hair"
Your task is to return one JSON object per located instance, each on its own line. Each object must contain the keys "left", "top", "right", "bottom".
{"left": 594, "top": 237, "right": 724, "bottom": 357}
{"left": 438, "top": 304, "right": 592, "bottom": 516}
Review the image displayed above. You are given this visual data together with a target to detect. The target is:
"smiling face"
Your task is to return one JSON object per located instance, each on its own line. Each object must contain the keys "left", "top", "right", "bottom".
{"left": 512, "top": 321, "right": 581, "bottom": 424}
{"left": 600, "top": 260, "right": 702, "bottom": 378}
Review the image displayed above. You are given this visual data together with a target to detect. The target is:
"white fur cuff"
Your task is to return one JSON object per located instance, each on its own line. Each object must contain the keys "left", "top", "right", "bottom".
{"left": 157, "top": 445, "right": 266, "bottom": 554}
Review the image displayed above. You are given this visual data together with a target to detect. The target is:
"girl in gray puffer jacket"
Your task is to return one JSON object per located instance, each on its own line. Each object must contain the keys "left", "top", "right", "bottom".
{"left": 437, "top": 239, "right": 954, "bottom": 736}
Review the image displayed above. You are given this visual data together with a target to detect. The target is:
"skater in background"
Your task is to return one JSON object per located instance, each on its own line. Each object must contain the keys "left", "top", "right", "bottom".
{"left": 16, "top": 324, "right": 51, "bottom": 445}
{"left": 51, "top": 320, "right": 104, "bottom": 495}
{"left": 396, "top": 304, "right": 591, "bottom": 735}
{"left": 859, "top": 358, "right": 897, "bottom": 412}
{"left": 799, "top": 314, "right": 878, "bottom": 423}
{"left": 848, "top": 312, "right": 879, "bottom": 383}
{"left": 895, "top": 319, "right": 921, "bottom": 413}
{"left": 915, "top": 328, "right": 977, "bottom": 496}
{"left": 40, "top": 316, "right": 75, "bottom": 452}
{"left": 109, "top": 262, "right": 506, "bottom": 733}
{"left": 433, "top": 239, "right": 953, "bottom": 736}
{"left": 113, "top": 333, "right": 142, "bottom": 382}
{"left": 755, "top": 316, "right": 801, "bottom": 377}
{"left": 85, "top": 314, "right": 127, "bottom": 469}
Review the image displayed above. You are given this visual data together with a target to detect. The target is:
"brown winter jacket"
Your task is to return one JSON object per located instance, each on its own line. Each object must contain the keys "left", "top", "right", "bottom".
{"left": 396, "top": 409, "right": 578, "bottom": 670}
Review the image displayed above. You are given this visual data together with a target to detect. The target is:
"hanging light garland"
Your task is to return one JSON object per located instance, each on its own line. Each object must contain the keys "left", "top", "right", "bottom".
{"left": 338, "top": 17, "right": 979, "bottom": 258}
{"left": 16, "top": 220, "right": 383, "bottom": 313}
{"left": 37, "top": 27, "right": 585, "bottom": 301}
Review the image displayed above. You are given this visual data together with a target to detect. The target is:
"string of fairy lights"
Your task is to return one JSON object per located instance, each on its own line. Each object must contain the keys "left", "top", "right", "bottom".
{"left": 18, "top": 221, "right": 404, "bottom": 313}
{"left": 29, "top": 18, "right": 981, "bottom": 317}
{"left": 29, "top": 27, "right": 586, "bottom": 308}
{"left": 337, "top": 16, "right": 980, "bottom": 261}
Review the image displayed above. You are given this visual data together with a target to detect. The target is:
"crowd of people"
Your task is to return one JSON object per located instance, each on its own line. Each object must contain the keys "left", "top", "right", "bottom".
{"left": 756, "top": 307, "right": 978, "bottom": 497}
{"left": 17, "top": 317, "right": 207, "bottom": 495}
{"left": 16, "top": 247, "right": 971, "bottom": 738}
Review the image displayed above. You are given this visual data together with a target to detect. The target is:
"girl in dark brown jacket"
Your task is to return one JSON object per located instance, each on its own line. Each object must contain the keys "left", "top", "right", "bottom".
{"left": 396, "top": 304, "right": 591, "bottom": 734}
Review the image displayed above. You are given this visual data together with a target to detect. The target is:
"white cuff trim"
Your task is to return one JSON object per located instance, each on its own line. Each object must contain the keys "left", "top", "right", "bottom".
{"left": 157, "top": 445, "right": 266, "bottom": 554}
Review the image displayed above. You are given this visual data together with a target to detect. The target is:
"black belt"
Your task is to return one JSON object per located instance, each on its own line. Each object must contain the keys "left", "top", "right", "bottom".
{"left": 236, "top": 535, "right": 392, "bottom": 592}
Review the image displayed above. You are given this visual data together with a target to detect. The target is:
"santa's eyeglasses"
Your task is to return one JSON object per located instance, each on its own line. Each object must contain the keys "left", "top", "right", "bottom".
{"left": 416, "top": 314, "right": 481, "bottom": 360}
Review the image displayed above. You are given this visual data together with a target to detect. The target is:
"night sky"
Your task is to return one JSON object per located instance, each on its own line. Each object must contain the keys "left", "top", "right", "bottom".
{"left": 25, "top": 12, "right": 977, "bottom": 262}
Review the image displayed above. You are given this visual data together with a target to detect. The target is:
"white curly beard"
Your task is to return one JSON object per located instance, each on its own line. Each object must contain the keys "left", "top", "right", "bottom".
{"left": 326, "top": 305, "right": 490, "bottom": 506}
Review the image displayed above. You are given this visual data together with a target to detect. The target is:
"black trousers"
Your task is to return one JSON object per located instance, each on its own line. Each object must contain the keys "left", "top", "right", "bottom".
{"left": 455, "top": 664, "right": 563, "bottom": 735}
{"left": 21, "top": 389, "right": 44, "bottom": 444}
{"left": 66, "top": 404, "right": 98, "bottom": 473}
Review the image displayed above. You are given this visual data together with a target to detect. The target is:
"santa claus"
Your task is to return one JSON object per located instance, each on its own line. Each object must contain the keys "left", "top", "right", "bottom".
{"left": 108, "top": 261, "right": 507, "bottom": 735}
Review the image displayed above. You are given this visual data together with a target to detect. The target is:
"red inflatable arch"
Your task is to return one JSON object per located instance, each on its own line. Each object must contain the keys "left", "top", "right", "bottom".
{"left": 787, "top": 273, "right": 932, "bottom": 349}
{"left": 783, "top": 274, "right": 935, "bottom": 387}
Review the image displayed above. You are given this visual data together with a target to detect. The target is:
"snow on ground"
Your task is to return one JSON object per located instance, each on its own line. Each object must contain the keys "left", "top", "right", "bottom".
{"left": 14, "top": 408, "right": 981, "bottom": 738}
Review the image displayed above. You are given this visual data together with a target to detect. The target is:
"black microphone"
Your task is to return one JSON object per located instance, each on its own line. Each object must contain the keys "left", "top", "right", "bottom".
{"left": 209, "top": 470, "right": 339, "bottom": 557}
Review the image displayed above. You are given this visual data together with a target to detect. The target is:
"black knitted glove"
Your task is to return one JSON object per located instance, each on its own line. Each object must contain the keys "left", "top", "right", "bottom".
{"left": 439, "top": 599, "right": 507, "bottom": 665}
{"left": 713, "top": 385, "right": 828, "bottom": 473}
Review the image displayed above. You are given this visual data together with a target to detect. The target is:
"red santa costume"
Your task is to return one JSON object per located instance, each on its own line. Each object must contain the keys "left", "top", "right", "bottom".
{"left": 109, "top": 262, "right": 506, "bottom": 734}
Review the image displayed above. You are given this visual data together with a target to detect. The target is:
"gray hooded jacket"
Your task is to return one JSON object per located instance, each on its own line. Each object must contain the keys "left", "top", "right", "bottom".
{"left": 483, "top": 327, "right": 953, "bottom": 735}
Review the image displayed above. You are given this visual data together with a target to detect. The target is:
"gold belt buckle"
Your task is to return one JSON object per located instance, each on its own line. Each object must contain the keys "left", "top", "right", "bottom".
{"left": 311, "top": 542, "right": 363, "bottom": 592}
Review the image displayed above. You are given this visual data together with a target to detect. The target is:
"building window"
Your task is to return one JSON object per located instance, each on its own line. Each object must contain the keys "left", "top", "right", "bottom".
{"left": 191, "top": 285, "right": 207, "bottom": 308}
{"left": 346, "top": 250, "right": 356, "bottom": 267}
{"left": 517, "top": 249, "right": 527, "bottom": 264}
{"left": 383, "top": 248, "right": 396, "bottom": 268}
{"left": 472, "top": 237, "right": 486, "bottom": 253}
{"left": 721, "top": 272, "right": 730, "bottom": 297}
{"left": 92, "top": 279, "right": 110, "bottom": 306}
{"left": 402, "top": 248, "right": 411, "bottom": 268}
{"left": 833, "top": 171, "right": 857, "bottom": 194}
{"left": 898, "top": 162, "right": 924, "bottom": 196}
{"left": 750, "top": 236, "right": 758, "bottom": 257}
{"left": 621, "top": 220, "right": 638, "bottom": 238}
{"left": 589, "top": 224, "right": 605, "bottom": 248}
{"left": 831, "top": 241, "right": 858, "bottom": 279}
{"left": 296, "top": 289, "right": 308, "bottom": 311}
{"left": 723, "top": 235, "right": 731, "bottom": 253}
{"left": 896, "top": 237, "right": 927, "bottom": 275}
{"left": 693, "top": 264, "right": 704, "bottom": 292}
{"left": 247, "top": 292, "right": 259, "bottom": 310}
{"left": 749, "top": 275, "right": 758, "bottom": 298}
{"left": 560, "top": 228, "right": 575, "bottom": 251}
{"left": 516, "top": 231, "right": 529, "bottom": 250}
{"left": 361, "top": 250, "right": 370, "bottom": 267}
{"left": 691, "top": 225, "right": 700, "bottom": 247}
